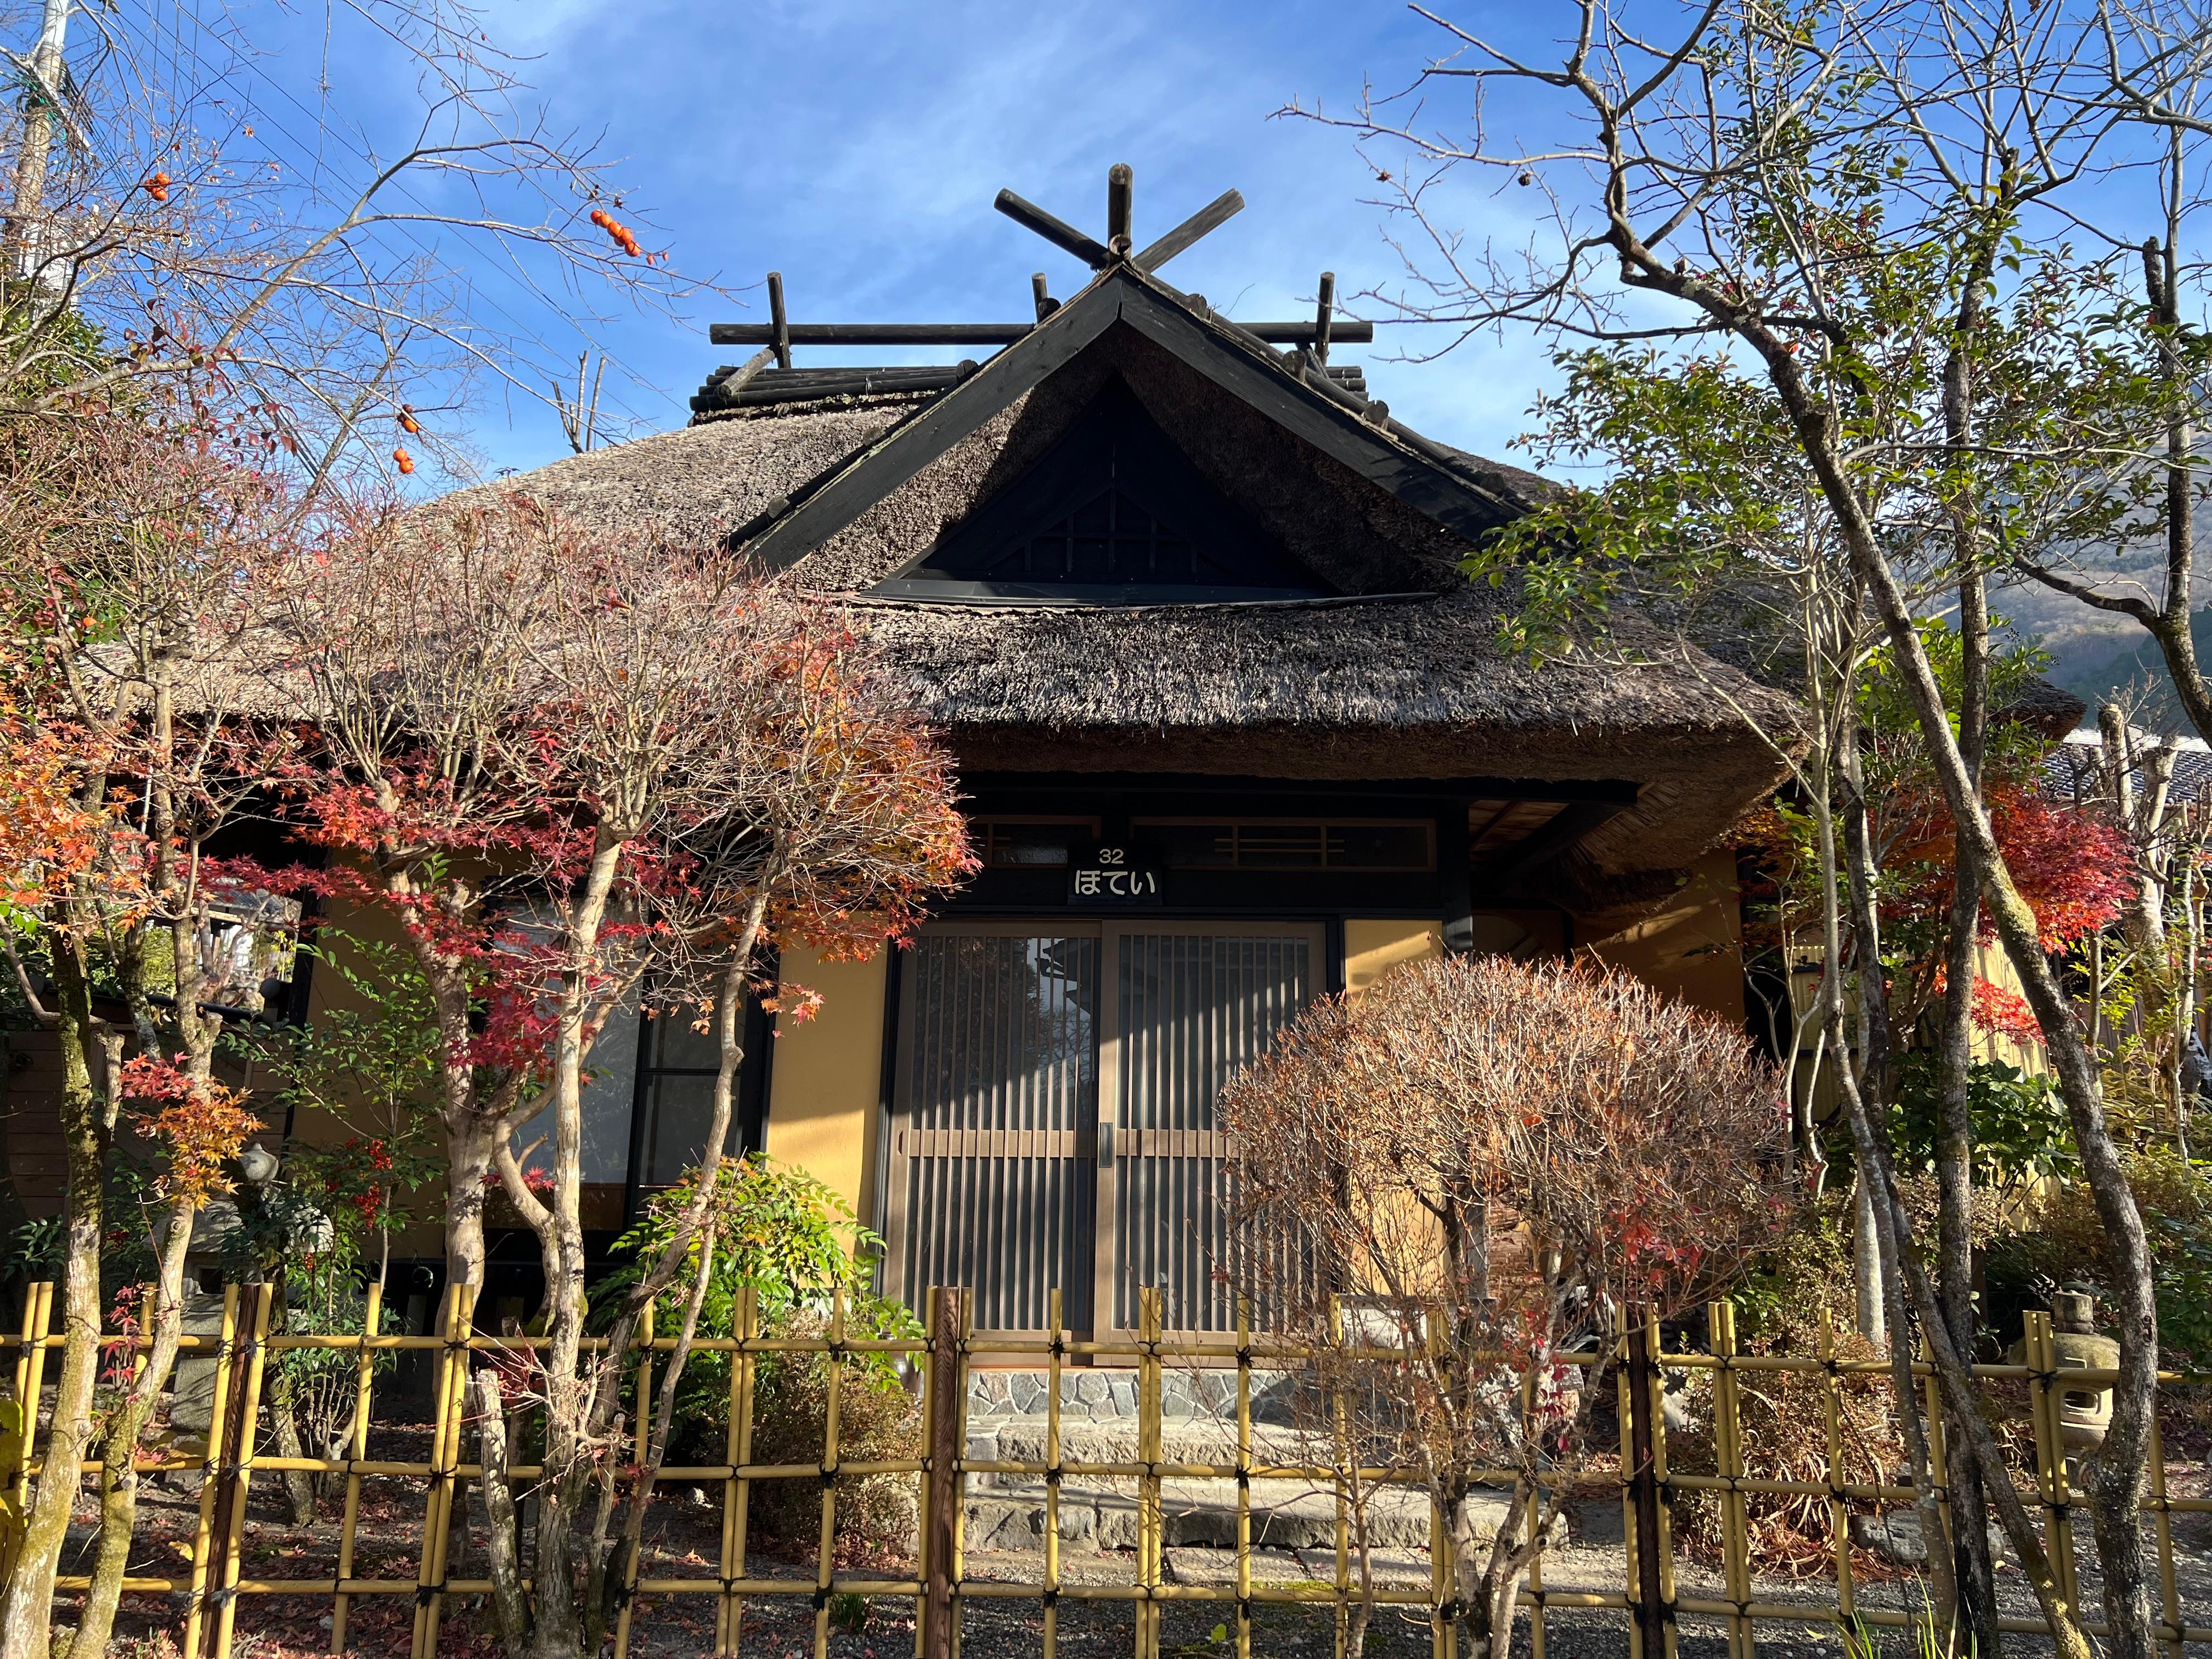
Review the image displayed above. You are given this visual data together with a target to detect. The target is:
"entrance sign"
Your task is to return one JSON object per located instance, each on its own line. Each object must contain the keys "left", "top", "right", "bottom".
{"left": 1068, "top": 846, "right": 1162, "bottom": 906}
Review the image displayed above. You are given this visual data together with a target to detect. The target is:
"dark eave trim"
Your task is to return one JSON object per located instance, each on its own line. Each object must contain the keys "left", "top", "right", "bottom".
{"left": 1109, "top": 280, "right": 1519, "bottom": 540}
{"left": 960, "top": 770, "right": 1643, "bottom": 804}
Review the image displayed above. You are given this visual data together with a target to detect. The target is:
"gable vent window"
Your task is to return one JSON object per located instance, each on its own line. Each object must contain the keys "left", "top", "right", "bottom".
{"left": 1002, "top": 489, "right": 1198, "bottom": 585}
{"left": 867, "top": 378, "right": 1335, "bottom": 607}
{"left": 1138, "top": 819, "right": 1434, "bottom": 872}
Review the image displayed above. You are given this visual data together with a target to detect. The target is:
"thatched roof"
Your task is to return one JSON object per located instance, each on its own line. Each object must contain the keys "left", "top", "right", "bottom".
{"left": 464, "top": 263, "right": 1800, "bottom": 896}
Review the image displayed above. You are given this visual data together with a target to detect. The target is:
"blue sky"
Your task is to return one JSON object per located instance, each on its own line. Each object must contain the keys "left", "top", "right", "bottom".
{"left": 195, "top": 0, "right": 1566, "bottom": 481}
{"left": 493, "top": 0, "right": 1558, "bottom": 473}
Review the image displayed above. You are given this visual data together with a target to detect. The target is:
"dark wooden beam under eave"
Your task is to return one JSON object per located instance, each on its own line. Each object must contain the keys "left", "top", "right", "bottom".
{"left": 1479, "top": 799, "right": 1634, "bottom": 889}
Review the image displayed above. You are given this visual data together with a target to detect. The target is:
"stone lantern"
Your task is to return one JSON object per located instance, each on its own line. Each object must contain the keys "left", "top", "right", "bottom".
{"left": 2047, "top": 1288, "right": 2120, "bottom": 1453}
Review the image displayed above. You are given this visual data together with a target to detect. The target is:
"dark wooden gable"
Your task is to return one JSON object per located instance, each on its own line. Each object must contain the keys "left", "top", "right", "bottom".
{"left": 737, "top": 266, "right": 1521, "bottom": 578}
{"left": 869, "top": 379, "right": 1333, "bottom": 605}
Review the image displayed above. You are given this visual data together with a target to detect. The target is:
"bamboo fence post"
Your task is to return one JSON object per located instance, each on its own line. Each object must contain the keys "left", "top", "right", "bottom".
{"left": 955, "top": 1288, "right": 972, "bottom": 1659}
{"left": 1919, "top": 1333, "right": 1956, "bottom": 1634}
{"left": 2023, "top": 1310, "right": 2079, "bottom": 1618}
{"left": 1138, "top": 1285, "right": 1164, "bottom": 1659}
{"left": 1330, "top": 1295, "right": 1350, "bottom": 1659}
{"left": 212, "top": 1282, "right": 276, "bottom": 1659}
{"left": 717, "top": 1283, "right": 758, "bottom": 1656}
{"left": 811, "top": 1282, "right": 847, "bottom": 1659}
{"left": 1617, "top": 1306, "right": 1645, "bottom": 1659}
{"left": 1649, "top": 1313, "right": 1679, "bottom": 1659}
{"left": 180, "top": 1283, "right": 238, "bottom": 1659}
{"left": 1522, "top": 1348, "right": 1546, "bottom": 1659}
{"left": 329, "top": 1279, "right": 383, "bottom": 1656}
{"left": 2151, "top": 1401, "right": 2180, "bottom": 1657}
{"left": 1707, "top": 1301, "right": 1751, "bottom": 1659}
{"left": 1431, "top": 1481, "right": 1451, "bottom": 1659}
{"left": 922, "top": 1286, "right": 962, "bottom": 1659}
{"left": 613, "top": 1299, "right": 655, "bottom": 1659}
{"left": 410, "top": 1282, "right": 472, "bottom": 1659}
{"left": 1234, "top": 1294, "right": 1252, "bottom": 1659}
{"left": 131, "top": 1283, "right": 157, "bottom": 1386}
{"left": 1816, "top": 1308, "right": 1854, "bottom": 1623}
{"left": 1047, "top": 1287, "right": 1065, "bottom": 1659}
{"left": 6, "top": 1282, "right": 49, "bottom": 1521}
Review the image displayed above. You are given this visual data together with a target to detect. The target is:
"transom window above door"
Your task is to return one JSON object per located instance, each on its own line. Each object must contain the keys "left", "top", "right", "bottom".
{"left": 1135, "top": 817, "right": 1435, "bottom": 872}
{"left": 976, "top": 817, "right": 1101, "bottom": 869}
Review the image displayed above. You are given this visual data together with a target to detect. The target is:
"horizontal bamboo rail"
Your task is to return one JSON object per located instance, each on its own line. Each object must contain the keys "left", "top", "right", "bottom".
{"left": 5, "top": 1285, "right": 2209, "bottom": 1658}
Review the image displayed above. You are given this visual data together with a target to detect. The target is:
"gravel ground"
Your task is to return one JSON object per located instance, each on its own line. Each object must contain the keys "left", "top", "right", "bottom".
{"left": 52, "top": 1416, "right": 2212, "bottom": 1658}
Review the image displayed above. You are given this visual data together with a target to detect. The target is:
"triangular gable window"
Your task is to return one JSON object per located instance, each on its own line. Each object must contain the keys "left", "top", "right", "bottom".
{"left": 868, "top": 379, "right": 1334, "bottom": 605}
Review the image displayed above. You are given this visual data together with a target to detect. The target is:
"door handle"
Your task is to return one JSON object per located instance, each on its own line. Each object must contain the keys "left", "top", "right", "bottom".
{"left": 1098, "top": 1122, "right": 1115, "bottom": 1167}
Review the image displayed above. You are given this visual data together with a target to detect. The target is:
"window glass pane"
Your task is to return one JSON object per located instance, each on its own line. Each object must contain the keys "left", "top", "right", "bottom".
{"left": 642, "top": 1073, "right": 731, "bottom": 1186}
{"left": 988, "top": 823, "right": 1077, "bottom": 867}
{"left": 651, "top": 1012, "right": 722, "bottom": 1070}
{"left": 515, "top": 1003, "right": 639, "bottom": 1188}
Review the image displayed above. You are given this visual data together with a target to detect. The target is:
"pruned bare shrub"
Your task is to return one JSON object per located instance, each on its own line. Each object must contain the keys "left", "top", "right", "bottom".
{"left": 1221, "top": 955, "right": 1789, "bottom": 1659}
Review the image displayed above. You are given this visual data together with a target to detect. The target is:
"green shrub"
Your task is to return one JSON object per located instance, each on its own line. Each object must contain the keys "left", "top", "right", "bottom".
{"left": 593, "top": 1155, "right": 924, "bottom": 1562}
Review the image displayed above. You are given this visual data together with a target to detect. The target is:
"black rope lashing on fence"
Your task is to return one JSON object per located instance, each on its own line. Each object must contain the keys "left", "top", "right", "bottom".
{"left": 1041, "top": 1588, "right": 1059, "bottom": 1609}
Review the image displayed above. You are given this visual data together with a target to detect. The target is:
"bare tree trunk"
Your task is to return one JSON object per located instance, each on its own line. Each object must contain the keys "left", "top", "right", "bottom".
{"left": 1746, "top": 318, "right": 2163, "bottom": 1659}
{"left": 0, "top": 942, "right": 106, "bottom": 1659}
{"left": 2, "top": 0, "right": 71, "bottom": 281}
{"left": 1937, "top": 567, "right": 2001, "bottom": 1656}
{"left": 72, "top": 1200, "right": 201, "bottom": 1659}
{"left": 475, "top": 1371, "right": 533, "bottom": 1652}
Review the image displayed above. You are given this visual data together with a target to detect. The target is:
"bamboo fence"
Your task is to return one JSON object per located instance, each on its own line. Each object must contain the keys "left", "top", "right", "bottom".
{"left": 4, "top": 1279, "right": 2210, "bottom": 1659}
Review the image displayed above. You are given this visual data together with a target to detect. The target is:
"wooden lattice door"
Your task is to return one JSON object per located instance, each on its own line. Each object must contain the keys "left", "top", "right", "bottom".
{"left": 886, "top": 919, "right": 1322, "bottom": 1335}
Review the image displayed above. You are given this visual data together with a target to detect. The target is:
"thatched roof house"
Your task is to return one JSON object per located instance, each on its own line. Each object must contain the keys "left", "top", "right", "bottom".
{"left": 442, "top": 240, "right": 1799, "bottom": 1334}
{"left": 483, "top": 261, "right": 1796, "bottom": 927}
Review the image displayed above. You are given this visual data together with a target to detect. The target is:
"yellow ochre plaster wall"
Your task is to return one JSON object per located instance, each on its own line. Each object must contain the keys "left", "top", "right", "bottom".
{"left": 1343, "top": 919, "right": 1444, "bottom": 997}
{"left": 1586, "top": 847, "right": 1747, "bottom": 1025}
{"left": 764, "top": 947, "right": 889, "bottom": 1218}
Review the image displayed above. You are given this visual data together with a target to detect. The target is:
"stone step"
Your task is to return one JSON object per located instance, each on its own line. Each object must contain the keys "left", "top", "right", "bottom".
{"left": 1163, "top": 1544, "right": 1435, "bottom": 1588}
{"left": 967, "top": 1367, "right": 1297, "bottom": 1426}
{"left": 966, "top": 1417, "right": 1321, "bottom": 1473}
{"left": 961, "top": 1474, "right": 1508, "bottom": 1556}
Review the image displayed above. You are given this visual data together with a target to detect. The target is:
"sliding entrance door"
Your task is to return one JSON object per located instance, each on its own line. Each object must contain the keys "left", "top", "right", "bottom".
{"left": 887, "top": 919, "right": 1321, "bottom": 1334}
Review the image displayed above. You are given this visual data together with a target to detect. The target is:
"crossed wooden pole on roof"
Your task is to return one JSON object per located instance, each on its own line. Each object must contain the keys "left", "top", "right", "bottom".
{"left": 996, "top": 162, "right": 1244, "bottom": 276}
{"left": 709, "top": 165, "right": 1359, "bottom": 394}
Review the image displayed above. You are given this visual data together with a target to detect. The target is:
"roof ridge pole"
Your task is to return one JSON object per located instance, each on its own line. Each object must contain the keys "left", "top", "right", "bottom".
{"left": 1107, "top": 163, "right": 1133, "bottom": 257}
{"left": 1313, "top": 272, "right": 1335, "bottom": 366}
{"left": 766, "top": 271, "right": 791, "bottom": 368}
{"left": 1032, "top": 273, "right": 1057, "bottom": 320}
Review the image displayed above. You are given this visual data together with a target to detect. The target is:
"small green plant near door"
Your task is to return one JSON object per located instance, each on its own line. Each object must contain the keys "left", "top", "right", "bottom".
{"left": 593, "top": 1153, "right": 924, "bottom": 1559}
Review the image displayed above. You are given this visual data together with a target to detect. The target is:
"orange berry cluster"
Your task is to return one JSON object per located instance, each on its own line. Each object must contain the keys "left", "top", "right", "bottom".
{"left": 142, "top": 171, "right": 172, "bottom": 202}
{"left": 589, "top": 207, "right": 642, "bottom": 258}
